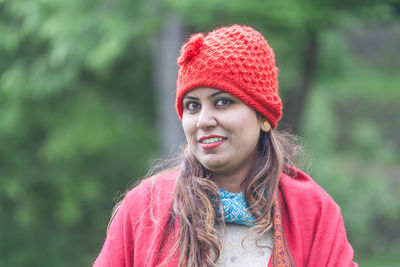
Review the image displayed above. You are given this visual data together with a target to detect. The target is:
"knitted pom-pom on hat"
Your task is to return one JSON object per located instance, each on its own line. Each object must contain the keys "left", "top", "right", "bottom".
{"left": 177, "top": 33, "right": 204, "bottom": 66}
{"left": 175, "top": 25, "right": 282, "bottom": 129}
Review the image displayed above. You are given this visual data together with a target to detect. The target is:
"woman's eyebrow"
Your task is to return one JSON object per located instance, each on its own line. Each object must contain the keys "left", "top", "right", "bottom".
{"left": 209, "top": 91, "right": 225, "bottom": 98}
{"left": 183, "top": 91, "right": 226, "bottom": 100}
{"left": 183, "top": 95, "right": 198, "bottom": 100}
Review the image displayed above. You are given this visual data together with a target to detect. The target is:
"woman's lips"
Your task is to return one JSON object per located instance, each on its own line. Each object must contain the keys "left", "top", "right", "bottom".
{"left": 199, "top": 139, "right": 226, "bottom": 150}
{"left": 198, "top": 135, "right": 227, "bottom": 150}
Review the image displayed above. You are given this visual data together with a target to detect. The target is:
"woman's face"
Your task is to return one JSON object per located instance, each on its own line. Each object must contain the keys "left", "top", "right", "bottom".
{"left": 182, "top": 87, "right": 262, "bottom": 176}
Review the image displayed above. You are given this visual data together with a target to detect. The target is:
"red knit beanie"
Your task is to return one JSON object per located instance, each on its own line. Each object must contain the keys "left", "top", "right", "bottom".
{"left": 175, "top": 25, "right": 282, "bottom": 128}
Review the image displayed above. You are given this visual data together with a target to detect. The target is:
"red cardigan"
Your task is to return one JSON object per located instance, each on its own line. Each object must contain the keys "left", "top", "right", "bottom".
{"left": 94, "top": 170, "right": 357, "bottom": 266}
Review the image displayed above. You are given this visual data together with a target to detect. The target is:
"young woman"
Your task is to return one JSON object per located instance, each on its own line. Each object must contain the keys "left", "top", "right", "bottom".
{"left": 94, "top": 25, "right": 357, "bottom": 267}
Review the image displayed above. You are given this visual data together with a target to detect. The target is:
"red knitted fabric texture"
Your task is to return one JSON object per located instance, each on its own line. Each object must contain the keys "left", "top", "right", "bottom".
{"left": 176, "top": 25, "right": 282, "bottom": 128}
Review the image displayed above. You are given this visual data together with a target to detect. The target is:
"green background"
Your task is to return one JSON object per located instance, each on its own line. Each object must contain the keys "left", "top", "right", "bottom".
{"left": 1, "top": 0, "right": 399, "bottom": 266}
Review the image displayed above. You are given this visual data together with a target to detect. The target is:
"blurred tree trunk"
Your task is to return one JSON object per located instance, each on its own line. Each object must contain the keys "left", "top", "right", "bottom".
{"left": 283, "top": 29, "right": 319, "bottom": 133}
{"left": 154, "top": 15, "right": 185, "bottom": 156}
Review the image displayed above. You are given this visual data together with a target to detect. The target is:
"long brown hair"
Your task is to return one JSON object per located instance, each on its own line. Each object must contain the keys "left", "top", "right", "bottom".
{"left": 108, "top": 129, "right": 303, "bottom": 266}
{"left": 160, "top": 129, "right": 303, "bottom": 267}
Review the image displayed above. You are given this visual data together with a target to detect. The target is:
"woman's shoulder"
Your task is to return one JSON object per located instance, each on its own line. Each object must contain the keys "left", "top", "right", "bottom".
{"left": 127, "top": 170, "right": 178, "bottom": 193}
{"left": 124, "top": 170, "right": 179, "bottom": 202}
{"left": 278, "top": 168, "right": 357, "bottom": 266}
{"left": 115, "top": 171, "right": 179, "bottom": 223}
{"left": 279, "top": 168, "right": 340, "bottom": 212}
{"left": 109, "top": 170, "right": 179, "bottom": 228}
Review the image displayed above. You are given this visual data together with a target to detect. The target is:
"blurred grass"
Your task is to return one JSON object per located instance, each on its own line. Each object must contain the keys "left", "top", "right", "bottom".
{"left": 358, "top": 250, "right": 400, "bottom": 267}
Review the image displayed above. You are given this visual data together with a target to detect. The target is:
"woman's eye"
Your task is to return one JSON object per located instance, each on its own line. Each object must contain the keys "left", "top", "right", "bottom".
{"left": 185, "top": 102, "right": 200, "bottom": 111}
{"left": 216, "top": 98, "right": 233, "bottom": 107}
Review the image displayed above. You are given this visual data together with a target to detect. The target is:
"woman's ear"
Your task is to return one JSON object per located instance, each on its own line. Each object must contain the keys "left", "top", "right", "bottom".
{"left": 261, "top": 119, "right": 271, "bottom": 132}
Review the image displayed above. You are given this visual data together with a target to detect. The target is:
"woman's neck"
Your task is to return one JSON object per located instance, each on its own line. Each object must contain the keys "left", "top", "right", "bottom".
{"left": 211, "top": 150, "right": 259, "bottom": 193}
{"left": 212, "top": 167, "right": 250, "bottom": 193}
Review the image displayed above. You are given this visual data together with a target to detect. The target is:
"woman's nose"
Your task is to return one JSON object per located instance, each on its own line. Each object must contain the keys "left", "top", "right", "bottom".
{"left": 196, "top": 107, "right": 217, "bottom": 129}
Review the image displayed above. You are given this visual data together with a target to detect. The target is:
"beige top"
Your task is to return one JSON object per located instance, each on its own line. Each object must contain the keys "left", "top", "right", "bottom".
{"left": 216, "top": 223, "right": 273, "bottom": 267}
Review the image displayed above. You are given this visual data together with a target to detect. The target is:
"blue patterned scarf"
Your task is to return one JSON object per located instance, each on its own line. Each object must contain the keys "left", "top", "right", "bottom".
{"left": 217, "top": 188, "right": 256, "bottom": 226}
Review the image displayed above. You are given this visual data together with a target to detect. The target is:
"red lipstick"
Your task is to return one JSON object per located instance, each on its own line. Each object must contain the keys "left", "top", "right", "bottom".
{"left": 198, "top": 135, "right": 227, "bottom": 150}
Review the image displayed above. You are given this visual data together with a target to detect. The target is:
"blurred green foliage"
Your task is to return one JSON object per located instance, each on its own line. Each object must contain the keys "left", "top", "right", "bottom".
{"left": 0, "top": 1, "right": 159, "bottom": 266}
{"left": 0, "top": 0, "right": 399, "bottom": 266}
{"left": 301, "top": 18, "right": 400, "bottom": 259}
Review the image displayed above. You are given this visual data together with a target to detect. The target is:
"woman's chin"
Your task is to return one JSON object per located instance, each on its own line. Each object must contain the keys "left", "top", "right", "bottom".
{"left": 199, "top": 156, "right": 228, "bottom": 173}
